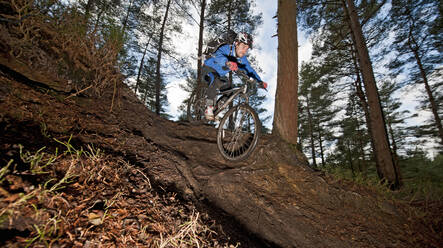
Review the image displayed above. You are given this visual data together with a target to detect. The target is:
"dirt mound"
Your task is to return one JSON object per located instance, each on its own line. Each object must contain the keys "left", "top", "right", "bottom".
{"left": 1, "top": 59, "right": 441, "bottom": 247}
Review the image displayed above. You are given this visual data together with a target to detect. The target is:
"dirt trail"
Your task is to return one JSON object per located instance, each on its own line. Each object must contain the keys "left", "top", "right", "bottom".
{"left": 0, "top": 60, "right": 441, "bottom": 247}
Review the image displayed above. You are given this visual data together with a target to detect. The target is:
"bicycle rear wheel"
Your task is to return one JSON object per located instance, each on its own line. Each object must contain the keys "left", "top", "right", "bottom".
{"left": 187, "top": 87, "right": 207, "bottom": 122}
{"left": 217, "top": 104, "right": 261, "bottom": 161}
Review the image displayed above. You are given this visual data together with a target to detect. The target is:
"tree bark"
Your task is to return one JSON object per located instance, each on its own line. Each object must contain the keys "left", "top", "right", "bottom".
{"left": 346, "top": 141, "right": 355, "bottom": 176}
{"left": 273, "top": 0, "right": 299, "bottom": 144}
{"left": 84, "top": 0, "right": 94, "bottom": 23}
{"left": 155, "top": 0, "right": 172, "bottom": 115}
{"left": 135, "top": 40, "right": 150, "bottom": 95}
{"left": 318, "top": 129, "right": 325, "bottom": 167}
{"left": 121, "top": 0, "right": 134, "bottom": 34}
{"left": 342, "top": 0, "right": 401, "bottom": 188}
{"left": 387, "top": 119, "right": 399, "bottom": 169}
{"left": 306, "top": 95, "right": 317, "bottom": 167}
{"left": 352, "top": 50, "right": 377, "bottom": 166}
{"left": 196, "top": 0, "right": 206, "bottom": 91}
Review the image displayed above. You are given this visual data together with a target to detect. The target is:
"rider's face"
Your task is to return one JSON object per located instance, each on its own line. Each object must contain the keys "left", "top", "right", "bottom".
{"left": 235, "top": 42, "right": 249, "bottom": 57}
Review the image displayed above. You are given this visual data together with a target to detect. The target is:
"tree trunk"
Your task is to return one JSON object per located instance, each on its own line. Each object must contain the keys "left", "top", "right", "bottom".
{"left": 196, "top": 0, "right": 206, "bottom": 91}
{"left": 346, "top": 141, "right": 355, "bottom": 176}
{"left": 408, "top": 38, "right": 443, "bottom": 145}
{"left": 121, "top": 0, "right": 134, "bottom": 34}
{"left": 84, "top": 0, "right": 94, "bottom": 23}
{"left": 352, "top": 51, "right": 378, "bottom": 169}
{"left": 318, "top": 129, "right": 325, "bottom": 167}
{"left": 155, "top": 0, "right": 172, "bottom": 115}
{"left": 94, "top": 9, "right": 105, "bottom": 32}
{"left": 227, "top": 1, "right": 233, "bottom": 87}
{"left": 188, "top": 0, "right": 206, "bottom": 121}
{"left": 135, "top": 41, "right": 150, "bottom": 95}
{"left": 306, "top": 95, "right": 317, "bottom": 167}
{"left": 387, "top": 119, "right": 399, "bottom": 169}
{"left": 343, "top": 0, "right": 401, "bottom": 188}
{"left": 273, "top": 0, "right": 299, "bottom": 144}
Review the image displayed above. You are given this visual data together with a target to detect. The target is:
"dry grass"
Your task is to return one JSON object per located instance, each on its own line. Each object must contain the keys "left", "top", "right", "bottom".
{"left": 1, "top": 0, "right": 124, "bottom": 110}
{"left": 0, "top": 139, "right": 238, "bottom": 247}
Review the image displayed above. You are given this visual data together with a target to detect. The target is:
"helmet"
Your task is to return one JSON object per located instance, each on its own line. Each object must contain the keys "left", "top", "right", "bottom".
{"left": 235, "top": 32, "right": 253, "bottom": 48}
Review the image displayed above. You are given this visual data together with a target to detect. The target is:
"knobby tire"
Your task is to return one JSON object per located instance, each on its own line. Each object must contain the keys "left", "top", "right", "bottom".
{"left": 217, "top": 104, "right": 261, "bottom": 161}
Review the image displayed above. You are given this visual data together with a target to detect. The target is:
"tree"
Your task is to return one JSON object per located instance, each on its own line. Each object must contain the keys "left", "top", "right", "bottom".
{"left": 389, "top": 0, "right": 443, "bottom": 145}
{"left": 341, "top": 0, "right": 401, "bottom": 188}
{"left": 155, "top": 0, "right": 172, "bottom": 115}
{"left": 298, "top": 62, "right": 340, "bottom": 167}
{"left": 297, "top": 0, "right": 401, "bottom": 187}
{"left": 140, "top": 57, "right": 169, "bottom": 116}
{"left": 378, "top": 79, "right": 411, "bottom": 164}
{"left": 133, "top": 3, "right": 160, "bottom": 95}
{"left": 273, "top": 0, "right": 299, "bottom": 144}
{"left": 334, "top": 93, "right": 372, "bottom": 175}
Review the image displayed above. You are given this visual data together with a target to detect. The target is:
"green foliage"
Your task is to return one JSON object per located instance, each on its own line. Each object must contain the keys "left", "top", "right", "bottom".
{"left": 0, "top": 160, "right": 13, "bottom": 184}
{"left": 207, "top": 0, "right": 263, "bottom": 34}
{"left": 399, "top": 153, "right": 443, "bottom": 200}
{"left": 324, "top": 152, "right": 443, "bottom": 201}
{"left": 19, "top": 145, "right": 57, "bottom": 175}
{"left": 298, "top": 62, "right": 341, "bottom": 167}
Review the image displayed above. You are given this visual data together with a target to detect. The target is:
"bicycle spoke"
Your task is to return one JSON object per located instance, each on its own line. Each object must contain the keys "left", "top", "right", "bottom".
{"left": 217, "top": 104, "right": 260, "bottom": 160}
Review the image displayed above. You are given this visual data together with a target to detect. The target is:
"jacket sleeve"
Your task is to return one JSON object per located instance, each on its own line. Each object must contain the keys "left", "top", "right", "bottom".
{"left": 239, "top": 57, "right": 263, "bottom": 83}
{"left": 203, "top": 45, "right": 231, "bottom": 76}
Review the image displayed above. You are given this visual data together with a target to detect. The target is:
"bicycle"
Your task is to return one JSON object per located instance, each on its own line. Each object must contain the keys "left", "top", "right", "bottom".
{"left": 189, "top": 70, "right": 267, "bottom": 161}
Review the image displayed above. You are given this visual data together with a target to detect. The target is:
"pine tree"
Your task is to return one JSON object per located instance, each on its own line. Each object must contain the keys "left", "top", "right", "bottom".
{"left": 334, "top": 93, "right": 371, "bottom": 175}
{"left": 299, "top": 62, "right": 339, "bottom": 167}
{"left": 298, "top": 0, "right": 401, "bottom": 188}
{"left": 389, "top": 0, "right": 443, "bottom": 146}
{"left": 378, "top": 79, "right": 411, "bottom": 165}
{"left": 139, "top": 57, "right": 170, "bottom": 116}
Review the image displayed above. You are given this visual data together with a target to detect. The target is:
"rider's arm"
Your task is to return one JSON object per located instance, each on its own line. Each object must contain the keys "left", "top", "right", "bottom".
{"left": 204, "top": 45, "right": 231, "bottom": 76}
{"left": 239, "top": 57, "right": 263, "bottom": 83}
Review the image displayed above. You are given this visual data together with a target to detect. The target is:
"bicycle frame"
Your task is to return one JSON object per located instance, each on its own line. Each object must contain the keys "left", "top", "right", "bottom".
{"left": 213, "top": 83, "right": 249, "bottom": 118}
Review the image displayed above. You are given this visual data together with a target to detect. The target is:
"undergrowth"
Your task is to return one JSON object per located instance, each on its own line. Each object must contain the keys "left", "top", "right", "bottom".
{"left": 0, "top": 136, "right": 237, "bottom": 247}
{"left": 1, "top": 0, "right": 124, "bottom": 111}
{"left": 322, "top": 154, "right": 443, "bottom": 205}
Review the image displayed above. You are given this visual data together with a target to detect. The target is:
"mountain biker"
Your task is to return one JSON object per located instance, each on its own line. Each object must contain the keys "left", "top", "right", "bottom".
{"left": 202, "top": 32, "right": 268, "bottom": 121}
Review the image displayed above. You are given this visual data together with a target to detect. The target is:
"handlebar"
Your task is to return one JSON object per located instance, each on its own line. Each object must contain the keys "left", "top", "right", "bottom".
{"left": 221, "top": 66, "right": 268, "bottom": 91}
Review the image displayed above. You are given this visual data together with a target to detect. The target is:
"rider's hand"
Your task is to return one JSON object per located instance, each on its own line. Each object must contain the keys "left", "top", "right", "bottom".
{"left": 260, "top": 81, "right": 268, "bottom": 90}
{"left": 226, "top": 61, "right": 238, "bottom": 71}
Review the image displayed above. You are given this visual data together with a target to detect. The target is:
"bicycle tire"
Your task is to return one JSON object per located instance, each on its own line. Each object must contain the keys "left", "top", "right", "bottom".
{"left": 187, "top": 88, "right": 207, "bottom": 122}
{"left": 217, "top": 104, "right": 261, "bottom": 161}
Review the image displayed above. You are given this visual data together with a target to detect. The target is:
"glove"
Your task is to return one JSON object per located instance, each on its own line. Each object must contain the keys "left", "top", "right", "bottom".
{"left": 260, "top": 81, "right": 268, "bottom": 90}
{"left": 226, "top": 61, "right": 238, "bottom": 71}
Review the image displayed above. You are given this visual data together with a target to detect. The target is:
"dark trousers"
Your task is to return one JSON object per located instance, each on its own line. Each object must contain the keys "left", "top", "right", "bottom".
{"left": 202, "top": 66, "right": 231, "bottom": 105}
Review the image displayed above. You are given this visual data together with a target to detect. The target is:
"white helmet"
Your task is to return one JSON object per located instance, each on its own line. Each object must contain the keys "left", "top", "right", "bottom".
{"left": 235, "top": 32, "right": 253, "bottom": 48}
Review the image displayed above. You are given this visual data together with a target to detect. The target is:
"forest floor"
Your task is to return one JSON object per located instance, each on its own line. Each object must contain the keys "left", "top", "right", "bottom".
{"left": 0, "top": 73, "right": 252, "bottom": 247}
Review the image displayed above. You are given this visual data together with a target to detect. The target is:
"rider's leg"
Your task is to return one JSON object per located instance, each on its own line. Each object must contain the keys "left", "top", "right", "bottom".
{"left": 206, "top": 76, "right": 229, "bottom": 103}
{"left": 205, "top": 77, "right": 228, "bottom": 120}
{"left": 202, "top": 67, "right": 219, "bottom": 120}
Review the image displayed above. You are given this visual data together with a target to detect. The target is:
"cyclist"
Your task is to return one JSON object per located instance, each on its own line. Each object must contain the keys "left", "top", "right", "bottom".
{"left": 202, "top": 32, "right": 268, "bottom": 121}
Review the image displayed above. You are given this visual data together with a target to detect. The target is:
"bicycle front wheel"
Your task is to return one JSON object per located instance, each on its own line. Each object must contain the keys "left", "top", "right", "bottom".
{"left": 217, "top": 104, "right": 261, "bottom": 161}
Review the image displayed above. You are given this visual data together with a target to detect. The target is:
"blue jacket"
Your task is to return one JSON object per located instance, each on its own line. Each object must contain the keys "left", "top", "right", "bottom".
{"left": 204, "top": 44, "right": 263, "bottom": 83}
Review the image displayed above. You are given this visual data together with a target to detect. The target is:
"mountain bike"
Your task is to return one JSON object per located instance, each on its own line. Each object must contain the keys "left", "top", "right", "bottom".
{"left": 189, "top": 70, "right": 267, "bottom": 161}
